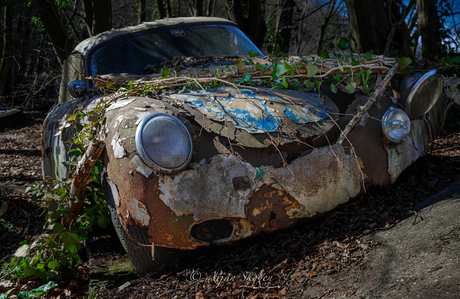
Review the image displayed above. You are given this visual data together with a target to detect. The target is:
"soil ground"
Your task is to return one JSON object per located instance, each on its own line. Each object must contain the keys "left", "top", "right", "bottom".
{"left": 0, "top": 107, "right": 459, "bottom": 298}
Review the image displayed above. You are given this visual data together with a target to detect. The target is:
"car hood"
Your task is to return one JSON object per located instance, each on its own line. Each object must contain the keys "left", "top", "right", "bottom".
{"left": 167, "top": 86, "right": 339, "bottom": 148}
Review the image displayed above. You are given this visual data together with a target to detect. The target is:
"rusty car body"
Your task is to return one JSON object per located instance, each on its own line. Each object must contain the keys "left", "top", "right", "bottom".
{"left": 41, "top": 17, "right": 445, "bottom": 273}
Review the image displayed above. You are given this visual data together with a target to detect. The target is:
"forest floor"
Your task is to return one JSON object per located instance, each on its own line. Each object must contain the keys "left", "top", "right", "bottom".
{"left": 0, "top": 107, "right": 459, "bottom": 298}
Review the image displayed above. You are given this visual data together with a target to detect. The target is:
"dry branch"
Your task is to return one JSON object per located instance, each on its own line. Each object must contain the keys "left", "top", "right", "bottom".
{"left": 337, "top": 63, "right": 400, "bottom": 144}
{"left": 62, "top": 139, "right": 106, "bottom": 228}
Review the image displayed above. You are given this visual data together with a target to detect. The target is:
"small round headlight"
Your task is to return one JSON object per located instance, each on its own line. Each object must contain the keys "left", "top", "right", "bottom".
{"left": 382, "top": 107, "right": 411, "bottom": 143}
{"left": 136, "top": 113, "right": 192, "bottom": 171}
{"left": 68, "top": 80, "right": 88, "bottom": 98}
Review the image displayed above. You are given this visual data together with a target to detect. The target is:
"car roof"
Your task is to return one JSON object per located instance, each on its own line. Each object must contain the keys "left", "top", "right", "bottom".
{"left": 73, "top": 17, "right": 237, "bottom": 56}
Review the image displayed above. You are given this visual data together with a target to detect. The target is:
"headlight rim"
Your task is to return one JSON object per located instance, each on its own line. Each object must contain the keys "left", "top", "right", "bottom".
{"left": 135, "top": 113, "right": 193, "bottom": 173}
{"left": 382, "top": 107, "right": 411, "bottom": 143}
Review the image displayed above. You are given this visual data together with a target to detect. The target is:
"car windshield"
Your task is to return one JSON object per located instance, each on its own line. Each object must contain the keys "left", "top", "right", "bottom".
{"left": 90, "top": 24, "right": 262, "bottom": 76}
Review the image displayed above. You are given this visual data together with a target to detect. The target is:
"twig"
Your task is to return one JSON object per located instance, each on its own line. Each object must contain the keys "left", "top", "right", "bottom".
{"left": 19, "top": 208, "right": 30, "bottom": 238}
{"left": 337, "top": 63, "right": 400, "bottom": 144}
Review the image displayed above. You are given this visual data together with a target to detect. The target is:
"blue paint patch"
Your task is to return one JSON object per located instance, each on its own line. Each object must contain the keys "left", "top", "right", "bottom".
{"left": 172, "top": 87, "right": 331, "bottom": 134}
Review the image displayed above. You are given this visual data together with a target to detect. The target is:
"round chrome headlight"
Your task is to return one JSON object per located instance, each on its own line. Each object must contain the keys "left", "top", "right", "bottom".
{"left": 382, "top": 107, "right": 411, "bottom": 143}
{"left": 136, "top": 113, "right": 192, "bottom": 171}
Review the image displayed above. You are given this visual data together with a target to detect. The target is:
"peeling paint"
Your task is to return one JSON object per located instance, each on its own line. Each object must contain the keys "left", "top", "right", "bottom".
{"left": 158, "top": 155, "right": 257, "bottom": 220}
{"left": 106, "top": 177, "right": 120, "bottom": 207}
{"left": 169, "top": 87, "right": 332, "bottom": 134}
{"left": 271, "top": 144, "right": 361, "bottom": 217}
{"left": 111, "top": 138, "right": 127, "bottom": 158}
{"left": 129, "top": 155, "right": 153, "bottom": 178}
{"left": 386, "top": 119, "right": 428, "bottom": 183}
{"left": 106, "top": 97, "right": 136, "bottom": 112}
{"left": 129, "top": 198, "right": 150, "bottom": 226}
{"left": 230, "top": 219, "right": 254, "bottom": 240}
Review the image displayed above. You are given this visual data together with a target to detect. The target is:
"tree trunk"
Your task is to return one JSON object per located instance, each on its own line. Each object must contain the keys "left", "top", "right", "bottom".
{"left": 345, "top": 0, "right": 390, "bottom": 53}
{"left": 317, "top": 0, "right": 336, "bottom": 52}
{"left": 416, "top": 0, "right": 441, "bottom": 58}
{"left": 206, "top": 0, "right": 215, "bottom": 16}
{"left": 275, "top": 0, "right": 295, "bottom": 54}
{"left": 0, "top": 5, "right": 12, "bottom": 97}
{"left": 82, "top": 0, "right": 112, "bottom": 36}
{"left": 35, "top": 0, "right": 73, "bottom": 65}
{"left": 157, "top": 0, "right": 167, "bottom": 18}
{"left": 345, "top": 0, "right": 411, "bottom": 55}
{"left": 227, "top": 0, "right": 266, "bottom": 49}
{"left": 138, "top": 0, "right": 146, "bottom": 23}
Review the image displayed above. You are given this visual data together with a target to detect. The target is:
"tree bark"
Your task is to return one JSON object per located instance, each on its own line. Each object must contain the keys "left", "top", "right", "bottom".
{"left": 275, "top": 0, "right": 295, "bottom": 54}
{"left": 62, "top": 140, "right": 105, "bottom": 229}
{"left": 82, "top": 0, "right": 112, "bottom": 36}
{"left": 317, "top": 0, "right": 336, "bottom": 52}
{"left": 345, "top": 0, "right": 411, "bottom": 55}
{"left": 0, "top": 5, "right": 12, "bottom": 97}
{"left": 138, "top": 0, "right": 146, "bottom": 23}
{"left": 35, "top": 0, "right": 73, "bottom": 65}
{"left": 416, "top": 0, "right": 441, "bottom": 58}
{"left": 157, "top": 0, "right": 167, "bottom": 18}
{"left": 227, "top": 0, "right": 266, "bottom": 49}
{"left": 345, "top": 0, "right": 390, "bottom": 53}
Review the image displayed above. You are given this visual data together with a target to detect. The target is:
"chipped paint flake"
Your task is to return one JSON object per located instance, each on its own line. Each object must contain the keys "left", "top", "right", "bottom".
{"left": 106, "top": 97, "right": 136, "bottom": 111}
{"left": 386, "top": 119, "right": 428, "bottom": 183}
{"left": 111, "top": 138, "right": 127, "bottom": 158}
{"left": 129, "top": 155, "right": 153, "bottom": 178}
{"left": 129, "top": 198, "right": 150, "bottom": 226}
{"left": 106, "top": 178, "right": 120, "bottom": 206}
{"left": 159, "top": 155, "right": 257, "bottom": 220}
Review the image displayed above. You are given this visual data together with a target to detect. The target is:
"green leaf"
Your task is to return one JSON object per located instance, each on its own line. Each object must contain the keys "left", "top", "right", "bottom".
{"left": 47, "top": 260, "right": 61, "bottom": 270}
{"left": 363, "top": 52, "right": 373, "bottom": 60}
{"left": 345, "top": 83, "right": 355, "bottom": 94}
{"left": 16, "top": 281, "right": 58, "bottom": 299}
{"left": 275, "top": 63, "right": 291, "bottom": 77}
{"left": 333, "top": 72, "right": 340, "bottom": 82}
{"left": 337, "top": 37, "right": 350, "bottom": 50}
{"left": 224, "top": 65, "right": 231, "bottom": 72}
{"left": 338, "top": 63, "right": 344, "bottom": 72}
{"left": 330, "top": 84, "right": 338, "bottom": 94}
{"left": 65, "top": 115, "right": 76, "bottom": 122}
{"left": 351, "top": 58, "right": 359, "bottom": 66}
{"left": 61, "top": 232, "right": 79, "bottom": 247}
{"left": 97, "top": 215, "right": 111, "bottom": 229}
{"left": 452, "top": 56, "right": 460, "bottom": 64}
{"left": 306, "top": 63, "right": 319, "bottom": 77}
{"left": 363, "top": 82, "right": 370, "bottom": 93}
{"left": 398, "top": 57, "right": 412, "bottom": 70}
{"left": 161, "top": 67, "right": 171, "bottom": 78}
{"left": 234, "top": 59, "right": 245, "bottom": 69}
{"left": 19, "top": 240, "right": 28, "bottom": 245}
{"left": 128, "top": 81, "right": 133, "bottom": 90}
{"left": 23, "top": 265, "right": 35, "bottom": 277}
{"left": 0, "top": 288, "right": 15, "bottom": 299}
{"left": 52, "top": 223, "right": 65, "bottom": 234}
{"left": 249, "top": 50, "right": 259, "bottom": 57}
{"left": 305, "top": 80, "right": 312, "bottom": 88}
{"left": 282, "top": 76, "right": 288, "bottom": 88}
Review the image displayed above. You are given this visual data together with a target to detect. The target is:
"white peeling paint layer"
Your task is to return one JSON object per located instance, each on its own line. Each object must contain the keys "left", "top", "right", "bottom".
{"left": 106, "top": 178, "right": 120, "bottom": 206}
{"left": 159, "top": 155, "right": 257, "bottom": 221}
{"left": 106, "top": 98, "right": 136, "bottom": 112}
{"left": 387, "top": 119, "right": 428, "bottom": 183}
{"left": 129, "top": 198, "right": 150, "bottom": 226}
{"left": 129, "top": 155, "right": 153, "bottom": 178}
{"left": 272, "top": 144, "right": 361, "bottom": 217}
{"left": 111, "top": 138, "right": 127, "bottom": 158}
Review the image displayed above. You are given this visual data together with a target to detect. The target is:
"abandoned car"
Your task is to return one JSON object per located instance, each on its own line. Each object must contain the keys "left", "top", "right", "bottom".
{"left": 41, "top": 17, "right": 445, "bottom": 273}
